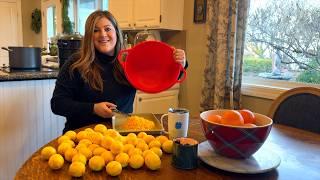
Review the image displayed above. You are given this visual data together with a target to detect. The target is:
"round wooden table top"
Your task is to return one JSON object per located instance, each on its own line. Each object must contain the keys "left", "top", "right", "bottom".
{"left": 15, "top": 116, "right": 320, "bottom": 180}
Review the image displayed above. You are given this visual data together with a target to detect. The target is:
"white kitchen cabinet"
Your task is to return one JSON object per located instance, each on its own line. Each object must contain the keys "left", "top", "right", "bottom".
{"left": 133, "top": 85, "right": 179, "bottom": 114}
{"left": 109, "top": 0, "right": 184, "bottom": 30}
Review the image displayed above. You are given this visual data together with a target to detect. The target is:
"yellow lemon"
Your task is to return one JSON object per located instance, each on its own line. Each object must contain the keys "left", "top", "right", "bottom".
{"left": 136, "top": 142, "right": 149, "bottom": 152}
{"left": 78, "top": 147, "right": 92, "bottom": 159}
{"left": 115, "top": 153, "right": 129, "bottom": 167}
{"left": 110, "top": 141, "right": 123, "bottom": 155}
{"left": 150, "top": 147, "right": 163, "bottom": 158}
{"left": 127, "top": 132, "right": 137, "bottom": 139}
{"left": 75, "top": 144, "right": 87, "bottom": 151}
{"left": 128, "top": 148, "right": 142, "bottom": 157}
{"left": 64, "top": 148, "right": 78, "bottom": 162}
{"left": 78, "top": 139, "right": 92, "bottom": 147}
{"left": 93, "top": 147, "right": 107, "bottom": 156}
{"left": 129, "top": 154, "right": 144, "bottom": 169}
{"left": 125, "top": 136, "right": 138, "bottom": 146}
{"left": 57, "top": 142, "right": 72, "bottom": 155}
{"left": 62, "top": 139, "right": 75, "bottom": 147}
{"left": 162, "top": 140, "right": 173, "bottom": 153}
{"left": 156, "top": 135, "right": 169, "bottom": 145}
{"left": 57, "top": 135, "right": 71, "bottom": 144}
{"left": 105, "top": 129, "right": 120, "bottom": 138}
{"left": 123, "top": 144, "right": 135, "bottom": 154}
{"left": 41, "top": 146, "right": 56, "bottom": 160}
{"left": 148, "top": 140, "right": 161, "bottom": 149}
{"left": 89, "top": 155, "right": 105, "bottom": 171}
{"left": 101, "top": 151, "right": 114, "bottom": 164}
{"left": 101, "top": 136, "right": 114, "bottom": 150}
{"left": 68, "top": 161, "right": 86, "bottom": 177}
{"left": 143, "top": 135, "right": 155, "bottom": 144}
{"left": 144, "top": 153, "right": 161, "bottom": 170}
{"left": 48, "top": 154, "right": 64, "bottom": 170}
{"left": 72, "top": 153, "right": 87, "bottom": 165}
{"left": 88, "top": 144, "right": 100, "bottom": 152}
{"left": 106, "top": 161, "right": 122, "bottom": 176}
{"left": 142, "top": 150, "right": 156, "bottom": 158}
{"left": 85, "top": 128, "right": 94, "bottom": 133}
{"left": 94, "top": 124, "right": 108, "bottom": 134}
{"left": 76, "top": 131, "right": 88, "bottom": 142}
{"left": 137, "top": 132, "right": 147, "bottom": 139}
{"left": 87, "top": 132, "right": 102, "bottom": 145}
{"left": 64, "top": 130, "right": 77, "bottom": 141}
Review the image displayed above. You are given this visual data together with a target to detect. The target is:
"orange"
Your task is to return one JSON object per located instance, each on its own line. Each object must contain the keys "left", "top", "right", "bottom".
{"left": 238, "top": 109, "right": 256, "bottom": 124}
{"left": 207, "top": 114, "right": 222, "bottom": 124}
{"left": 221, "top": 110, "right": 244, "bottom": 126}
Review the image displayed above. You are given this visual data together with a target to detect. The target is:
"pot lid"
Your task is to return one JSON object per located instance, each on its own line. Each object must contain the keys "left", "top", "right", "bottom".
{"left": 117, "top": 41, "right": 186, "bottom": 93}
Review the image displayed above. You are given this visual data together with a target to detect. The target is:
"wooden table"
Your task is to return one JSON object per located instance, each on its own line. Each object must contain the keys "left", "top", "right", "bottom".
{"left": 15, "top": 116, "right": 320, "bottom": 180}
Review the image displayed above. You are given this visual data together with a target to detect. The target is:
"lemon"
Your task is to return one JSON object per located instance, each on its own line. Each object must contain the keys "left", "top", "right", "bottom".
{"left": 128, "top": 148, "right": 142, "bottom": 157}
{"left": 72, "top": 153, "right": 87, "bottom": 165}
{"left": 75, "top": 144, "right": 87, "bottom": 151}
{"left": 123, "top": 144, "right": 135, "bottom": 154}
{"left": 105, "top": 129, "right": 120, "bottom": 138}
{"left": 129, "top": 154, "right": 144, "bottom": 169}
{"left": 110, "top": 141, "right": 123, "bottom": 155}
{"left": 142, "top": 150, "right": 155, "bottom": 158}
{"left": 162, "top": 140, "right": 173, "bottom": 153}
{"left": 57, "top": 135, "right": 71, "bottom": 144}
{"left": 85, "top": 128, "right": 94, "bottom": 133}
{"left": 62, "top": 139, "right": 75, "bottom": 147}
{"left": 106, "top": 161, "right": 122, "bottom": 176}
{"left": 137, "top": 132, "right": 147, "bottom": 139}
{"left": 150, "top": 147, "right": 163, "bottom": 158}
{"left": 144, "top": 153, "right": 161, "bottom": 170}
{"left": 78, "top": 147, "right": 92, "bottom": 159}
{"left": 94, "top": 124, "right": 108, "bottom": 134}
{"left": 87, "top": 132, "right": 102, "bottom": 145}
{"left": 41, "top": 146, "right": 56, "bottom": 160}
{"left": 78, "top": 139, "right": 92, "bottom": 147}
{"left": 68, "top": 161, "right": 86, "bottom": 177}
{"left": 101, "top": 151, "right": 114, "bottom": 164}
{"left": 125, "top": 136, "right": 138, "bottom": 146}
{"left": 64, "top": 148, "right": 78, "bottom": 162}
{"left": 136, "top": 142, "right": 149, "bottom": 152}
{"left": 76, "top": 131, "right": 88, "bottom": 142}
{"left": 156, "top": 135, "right": 169, "bottom": 145}
{"left": 57, "top": 142, "right": 72, "bottom": 155}
{"left": 143, "top": 135, "right": 155, "bottom": 144}
{"left": 64, "top": 130, "right": 77, "bottom": 141}
{"left": 93, "top": 147, "right": 107, "bottom": 156}
{"left": 88, "top": 144, "right": 100, "bottom": 152}
{"left": 48, "top": 154, "right": 64, "bottom": 170}
{"left": 148, "top": 140, "right": 161, "bottom": 149}
{"left": 89, "top": 155, "right": 105, "bottom": 171}
{"left": 127, "top": 133, "right": 137, "bottom": 139}
{"left": 115, "top": 153, "right": 129, "bottom": 167}
{"left": 101, "top": 136, "right": 114, "bottom": 150}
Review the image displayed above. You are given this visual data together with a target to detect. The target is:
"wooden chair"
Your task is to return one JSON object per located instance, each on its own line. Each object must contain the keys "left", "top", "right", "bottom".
{"left": 268, "top": 87, "right": 320, "bottom": 133}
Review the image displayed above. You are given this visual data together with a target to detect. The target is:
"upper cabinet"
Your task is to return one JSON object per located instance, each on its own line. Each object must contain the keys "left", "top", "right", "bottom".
{"left": 109, "top": 0, "right": 184, "bottom": 30}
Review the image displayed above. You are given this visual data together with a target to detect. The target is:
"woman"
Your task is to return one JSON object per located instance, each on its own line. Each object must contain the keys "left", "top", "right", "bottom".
{"left": 51, "top": 10, "right": 187, "bottom": 133}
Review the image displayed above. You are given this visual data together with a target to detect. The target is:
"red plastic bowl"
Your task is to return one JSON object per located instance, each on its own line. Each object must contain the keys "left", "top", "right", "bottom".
{"left": 200, "top": 110, "right": 273, "bottom": 159}
{"left": 117, "top": 41, "right": 186, "bottom": 93}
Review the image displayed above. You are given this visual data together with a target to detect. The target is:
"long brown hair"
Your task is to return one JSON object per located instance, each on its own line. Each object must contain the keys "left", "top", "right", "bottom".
{"left": 70, "top": 10, "right": 129, "bottom": 92}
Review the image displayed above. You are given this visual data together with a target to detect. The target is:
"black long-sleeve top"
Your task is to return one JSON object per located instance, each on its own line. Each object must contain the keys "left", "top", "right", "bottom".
{"left": 51, "top": 51, "right": 136, "bottom": 133}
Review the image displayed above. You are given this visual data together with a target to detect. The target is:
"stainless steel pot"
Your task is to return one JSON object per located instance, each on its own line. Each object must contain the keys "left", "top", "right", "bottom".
{"left": 1, "top": 46, "right": 41, "bottom": 69}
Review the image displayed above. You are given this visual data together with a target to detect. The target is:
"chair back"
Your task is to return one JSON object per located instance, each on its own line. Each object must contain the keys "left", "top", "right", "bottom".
{"left": 268, "top": 87, "right": 320, "bottom": 133}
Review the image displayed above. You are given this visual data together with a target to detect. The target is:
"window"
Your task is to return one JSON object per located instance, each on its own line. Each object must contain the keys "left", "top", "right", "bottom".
{"left": 242, "top": 0, "right": 320, "bottom": 99}
{"left": 68, "top": 0, "right": 109, "bottom": 35}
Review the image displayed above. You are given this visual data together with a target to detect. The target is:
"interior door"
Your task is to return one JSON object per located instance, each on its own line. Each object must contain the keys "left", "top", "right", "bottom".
{"left": 0, "top": 1, "right": 20, "bottom": 66}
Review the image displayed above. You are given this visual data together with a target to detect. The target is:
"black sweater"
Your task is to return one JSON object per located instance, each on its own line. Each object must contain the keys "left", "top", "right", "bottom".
{"left": 51, "top": 52, "right": 136, "bottom": 133}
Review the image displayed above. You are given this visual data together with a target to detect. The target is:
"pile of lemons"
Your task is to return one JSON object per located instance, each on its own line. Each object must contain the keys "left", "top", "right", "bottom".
{"left": 40, "top": 124, "right": 173, "bottom": 177}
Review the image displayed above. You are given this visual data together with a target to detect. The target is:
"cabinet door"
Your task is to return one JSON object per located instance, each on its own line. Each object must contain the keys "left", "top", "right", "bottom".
{"left": 133, "top": 0, "right": 161, "bottom": 28}
{"left": 109, "top": 0, "right": 134, "bottom": 29}
{"left": 134, "top": 90, "right": 178, "bottom": 114}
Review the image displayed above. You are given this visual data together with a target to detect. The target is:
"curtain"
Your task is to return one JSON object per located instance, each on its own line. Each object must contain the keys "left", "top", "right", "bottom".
{"left": 200, "top": 0, "right": 250, "bottom": 111}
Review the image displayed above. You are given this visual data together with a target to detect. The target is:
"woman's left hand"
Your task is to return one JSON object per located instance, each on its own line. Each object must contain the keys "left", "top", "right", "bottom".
{"left": 173, "top": 48, "right": 186, "bottom": 67}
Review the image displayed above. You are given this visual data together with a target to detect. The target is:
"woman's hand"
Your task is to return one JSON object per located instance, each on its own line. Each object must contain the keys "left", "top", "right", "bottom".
{"left": 173, "top": 48, "right": 186, "bottom": 67}
{"left": 93, "top": 102, "right": 117, "bottom": 118}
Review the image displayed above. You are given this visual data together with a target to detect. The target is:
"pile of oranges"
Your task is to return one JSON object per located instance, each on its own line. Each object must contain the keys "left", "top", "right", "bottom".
{"left": 207, "top": 109, "right": 256, "bottom": 127}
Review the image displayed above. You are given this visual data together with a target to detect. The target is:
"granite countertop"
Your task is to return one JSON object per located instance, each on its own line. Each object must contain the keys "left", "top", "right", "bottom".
{"left": 0, "top": 68, "right": 59, "bottom": 82}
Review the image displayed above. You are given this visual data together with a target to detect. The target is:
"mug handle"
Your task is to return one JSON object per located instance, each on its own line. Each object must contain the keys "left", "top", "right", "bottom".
{"left": 160, "top": 114, "right": 169, "bottom": 134}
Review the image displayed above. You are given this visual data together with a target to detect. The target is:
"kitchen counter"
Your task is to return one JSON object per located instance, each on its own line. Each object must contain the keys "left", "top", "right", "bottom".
{"left": 0, "top": 68, "right": 58, "bottom": 82}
